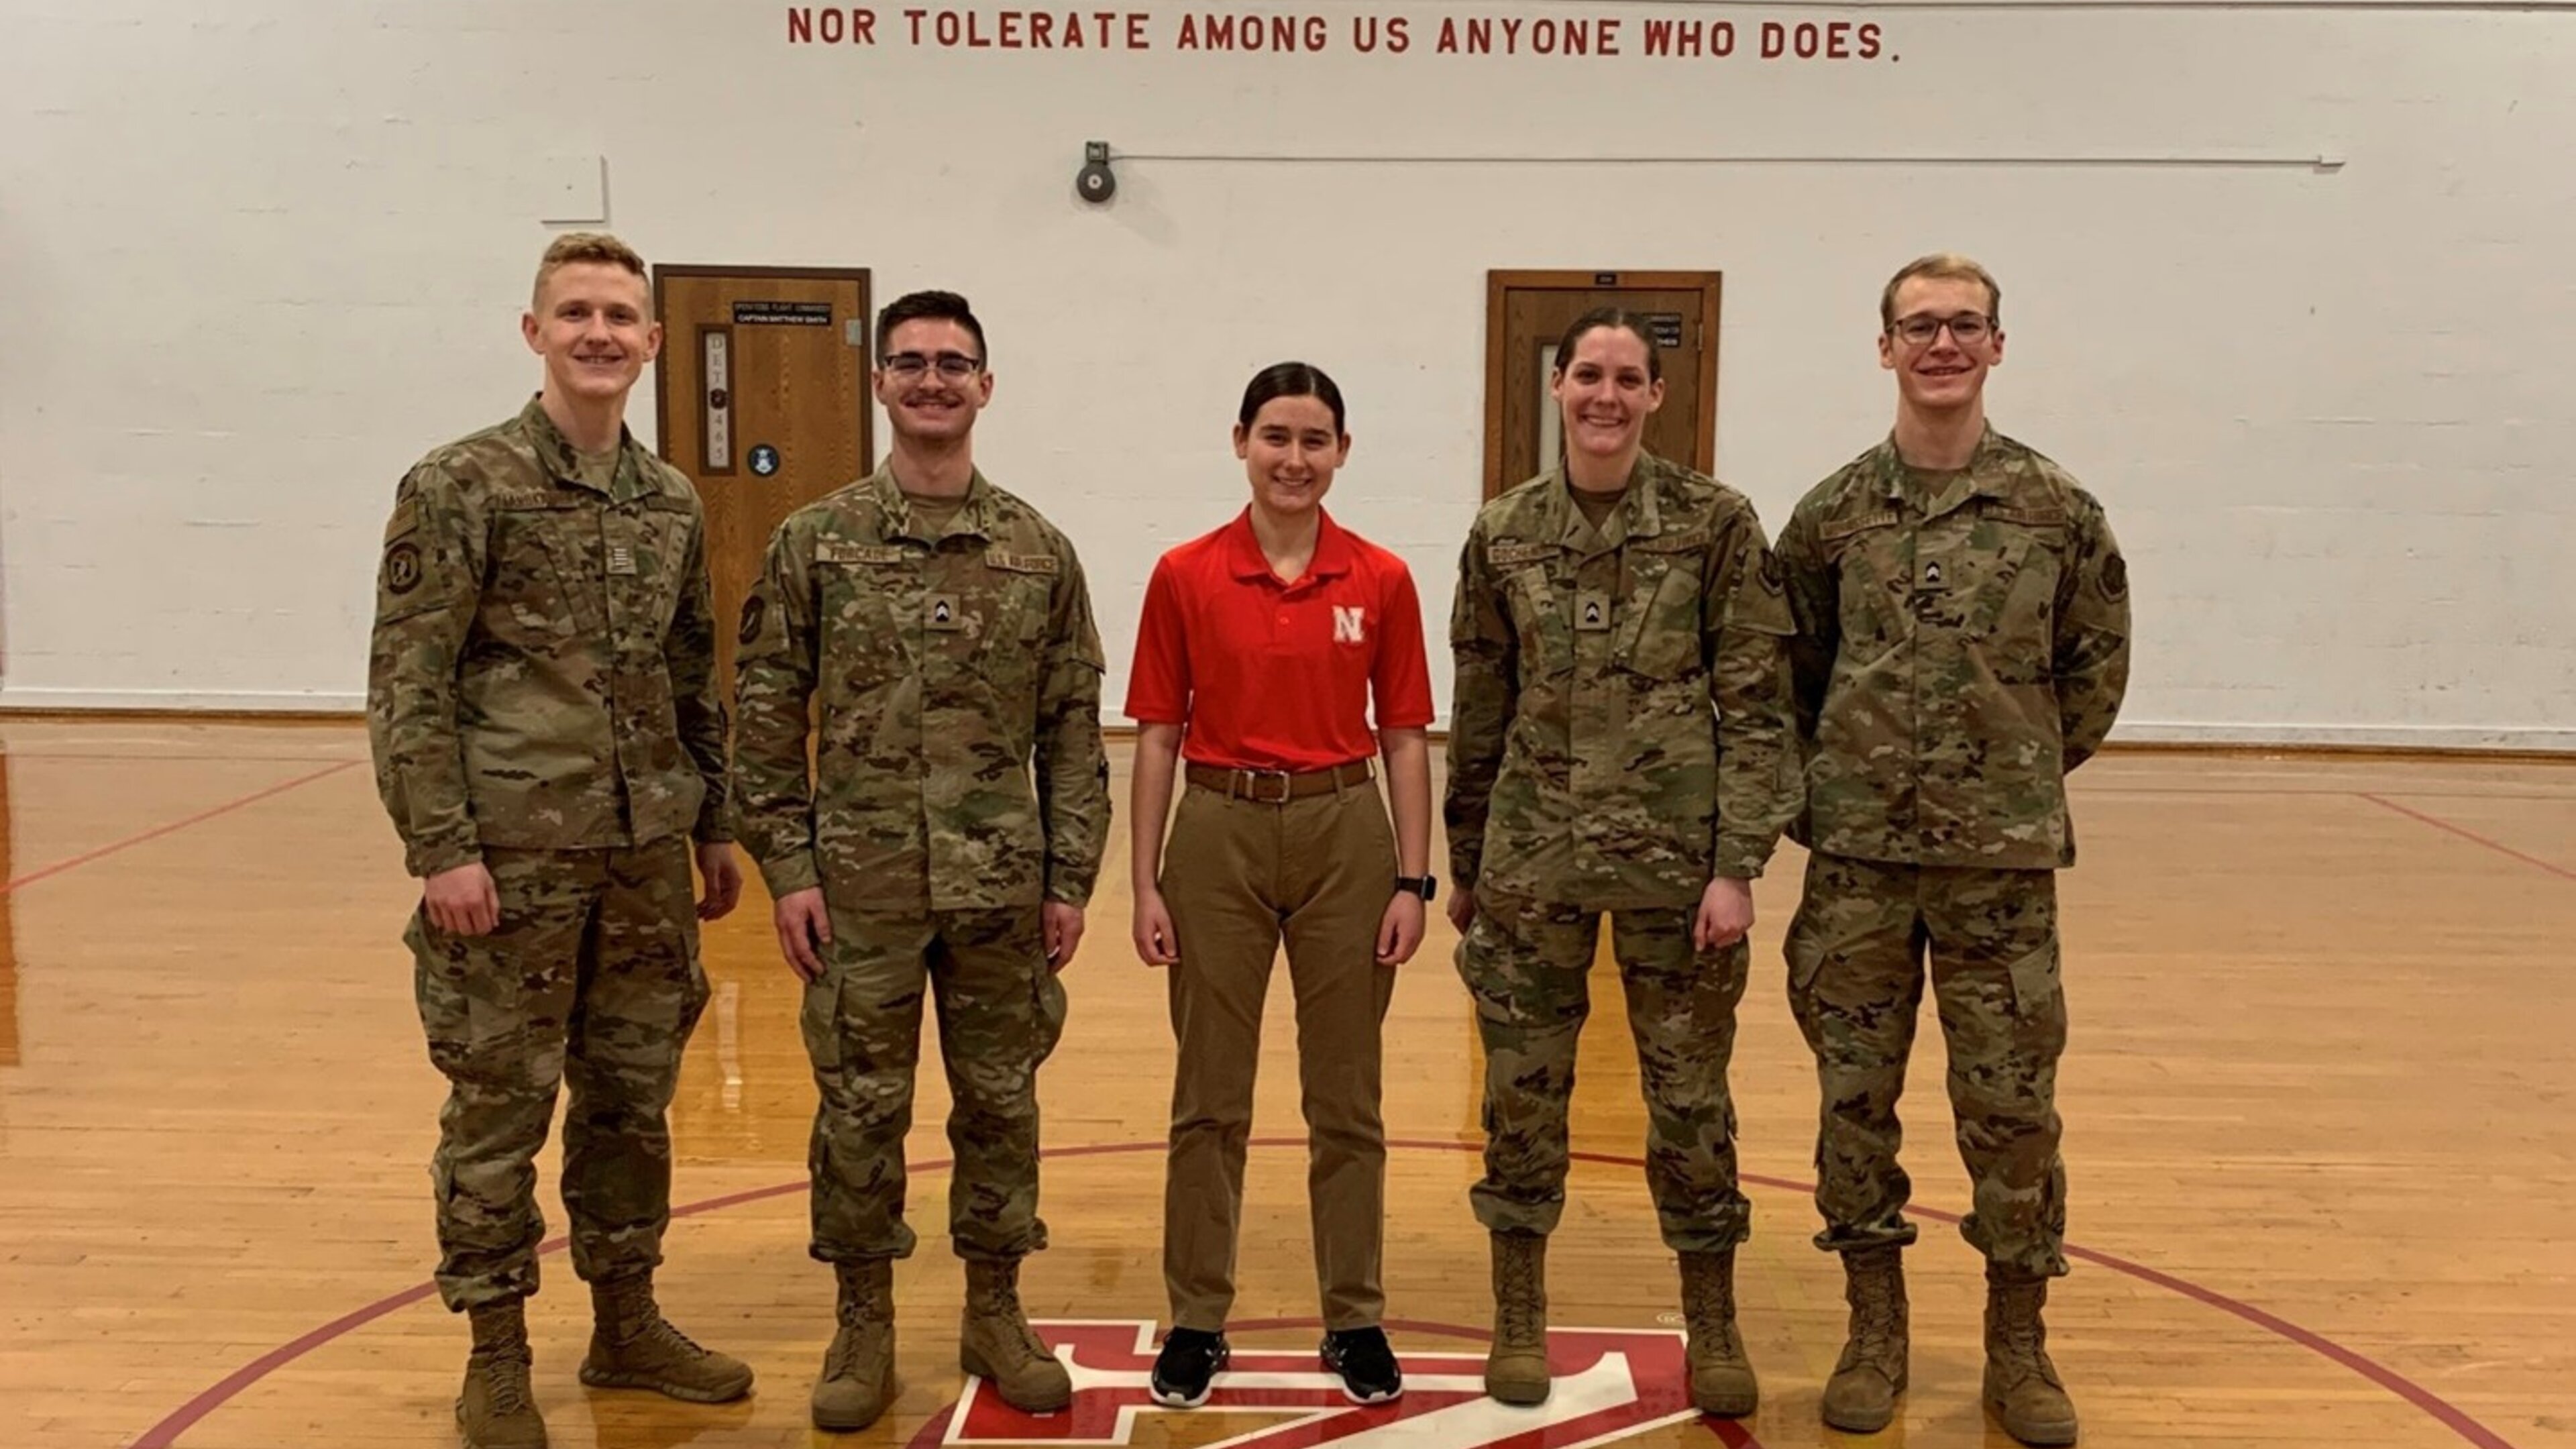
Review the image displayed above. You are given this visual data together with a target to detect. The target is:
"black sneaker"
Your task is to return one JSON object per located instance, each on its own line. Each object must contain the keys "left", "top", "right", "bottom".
{"left": 1150, "top": 1327, "right": 1229, "bottom": 1408}
{"left": 1321, "top": 1326, "right": 1403, "bottom": 1404}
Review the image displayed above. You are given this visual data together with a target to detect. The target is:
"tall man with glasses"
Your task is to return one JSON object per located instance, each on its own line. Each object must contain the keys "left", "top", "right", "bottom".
{"left": 730, "top": 288, "right": 1113, "bottom": 1430}
{"left": 1772, "top": 254, "right": 2130, "bottom": 1446}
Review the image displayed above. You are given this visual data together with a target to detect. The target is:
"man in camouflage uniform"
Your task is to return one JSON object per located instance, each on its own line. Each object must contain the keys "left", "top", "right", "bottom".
{"left": 1444, "top": 309, "right": 1801, "bottom": 1417}
{"left": 1774, "top": 254, "right": 2131, "bottom": 1445}
{"left": 367, "top": 231, "right": 753, "bottom": 1449}
{"left": 729, "top": 289, "right": 1112, "bottom": 1432}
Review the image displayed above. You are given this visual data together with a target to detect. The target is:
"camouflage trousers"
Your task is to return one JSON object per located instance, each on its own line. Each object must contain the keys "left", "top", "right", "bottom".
{"left": 1783, "top": 851, "right": 2070, "bottom": 1278}
{"left": 1457, "top": 891, "right": 1753, "bottom": 1253}
{"left": 406, "top": 840, "right": 710, "bottom": 1313}
{"left": 800, "top": 904, "right": 1067, "bottom": 1265}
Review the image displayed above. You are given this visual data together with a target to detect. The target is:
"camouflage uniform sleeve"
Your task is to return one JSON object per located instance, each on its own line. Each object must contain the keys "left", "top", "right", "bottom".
{"left": 667, "top": 499, "right": 732, "bottom": 843}
{"left": 1707, "top": 505, "right": 1801, "bottom": 879}
{"left": 364, "top": 464, "right": 486, "bottom": 878}
{"left": 2053, "top": 494, "right": 2132, "bottom": 771}
{"left": 1441, "top": 518, "right": 1513, "bottom": 894}
{"left": 728, "top": 521, "right": 822, "bottom": 896}
{"left": 1036, "top": 537, "right": 1112, "bottom": 906}
{"left": 1774, "top": 500, "right": 1839, "bottom": 746}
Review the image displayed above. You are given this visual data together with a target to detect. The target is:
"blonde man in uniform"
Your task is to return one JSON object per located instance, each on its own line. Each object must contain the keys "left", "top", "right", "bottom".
{"left": 368, "top": 231, "right": 752, "bottom": 1449}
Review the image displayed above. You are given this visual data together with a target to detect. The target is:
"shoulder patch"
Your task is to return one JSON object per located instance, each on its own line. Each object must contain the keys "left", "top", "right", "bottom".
{"left": 383, "top": 539, "right": 424, "bottom": 596}
{"left": 383, "top": 498, "right": 417, "bottom": 543}
{"left": 737, "top": 592, "right": 767, "bottom": 645}
{"left": 2100, "top": 552, "right": 2129, "bottom": 600}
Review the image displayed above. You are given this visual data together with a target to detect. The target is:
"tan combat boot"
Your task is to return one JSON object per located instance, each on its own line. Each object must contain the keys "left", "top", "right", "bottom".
{"left": 458, "top": 1300, "right": 547, "bottom": 1449}
{"left": 1820, "top": 1246, "right": 1908, "bottom": 1432}
{"left": 961, "top": 1257, "right": 1073, "bottom": 1413}
{"left": 1676, "top": 1249, "right": 1758, "bottom": 1417}
{"left": 1983, "top": 1263, "right": 2078, "bottom": 1446}
{"left": 813, "top": 1258, "right": 898, "bottom": 1431}
{"left": 578, "top": 1271, "right": 755, "bottom": 1403}
{"left": 1484, "top": 1231, "right": 1552, "bottom": 1405}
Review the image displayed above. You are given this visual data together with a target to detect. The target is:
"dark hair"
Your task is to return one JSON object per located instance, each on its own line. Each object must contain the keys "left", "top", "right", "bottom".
{"left": 1237, "top": 360, "right": 1346, "bottom": 434}
{"left": 1552, "top": 307, "right": 1661, "bottom": 382}
{"left": 875, "top": 289, "right": 988, "bottom": 364}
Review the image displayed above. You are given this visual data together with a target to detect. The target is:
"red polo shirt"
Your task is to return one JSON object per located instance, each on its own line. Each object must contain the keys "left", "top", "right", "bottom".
{"left": 1126, "top": 507, "right": 1436, "bottom": 771}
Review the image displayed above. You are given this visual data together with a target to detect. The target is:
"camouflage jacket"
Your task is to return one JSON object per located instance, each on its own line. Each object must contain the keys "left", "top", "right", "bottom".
{"left": 729, "top": 464, "right": 1111, "bottom": 913}
{"left": 1774, "top": 425, "right": 2131, "bottom": 870}
{"left": 366, "top": 397, "right": 730, "bottom": 878}
{"left": 1444, "top": 453, "right": 1801, "bottom": 908}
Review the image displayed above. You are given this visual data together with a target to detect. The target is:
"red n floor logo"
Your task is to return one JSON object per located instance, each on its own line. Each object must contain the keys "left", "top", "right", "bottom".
{"left": 926, "top": 1322, "right": 1758, "bottom": 1449}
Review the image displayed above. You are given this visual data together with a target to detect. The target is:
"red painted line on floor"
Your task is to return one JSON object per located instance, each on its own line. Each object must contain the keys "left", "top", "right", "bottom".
{"left": 136, "top": 1137, "right": 2520, "bottom": 1449}
{"left": 2, "top": 759, "right": 360, "bottom": 895}
{"left": 2049, "top": 1241, "right": 2518, "bottom": 1449}
{"left": 129, "top": 1281, "right": 443, "bottom": 1449}
{"left": 2359, "top": 792, "right": 2576, "bottom": 882}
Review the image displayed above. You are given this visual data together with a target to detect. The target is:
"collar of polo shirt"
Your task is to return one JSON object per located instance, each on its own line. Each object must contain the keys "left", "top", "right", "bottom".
{"left": 1224, "top": 505, "right": 1357, "bottom": 587}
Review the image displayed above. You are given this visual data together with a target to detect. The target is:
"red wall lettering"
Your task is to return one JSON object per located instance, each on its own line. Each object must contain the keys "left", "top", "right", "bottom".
{"left": 786, "top": 6, "right": 1893, "bottom": 62}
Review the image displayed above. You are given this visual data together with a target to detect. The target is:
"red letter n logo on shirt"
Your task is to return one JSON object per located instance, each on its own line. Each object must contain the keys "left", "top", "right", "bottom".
{"left": 1334, "top": 605, "right": 1366, "bottom": 643}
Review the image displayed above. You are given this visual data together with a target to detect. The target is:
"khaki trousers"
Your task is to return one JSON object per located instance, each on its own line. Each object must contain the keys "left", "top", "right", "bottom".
{"left": 1159, "top": 767, "right": 1399, "bottom": 1332}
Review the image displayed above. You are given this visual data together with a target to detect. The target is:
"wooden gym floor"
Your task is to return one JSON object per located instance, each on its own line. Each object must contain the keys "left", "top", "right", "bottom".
{"left": 1, "top": 718, "right": 2570, "bottom": 1449}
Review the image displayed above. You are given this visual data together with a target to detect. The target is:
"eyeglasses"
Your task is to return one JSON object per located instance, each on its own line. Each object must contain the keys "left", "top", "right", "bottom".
{"left": 1889, "top": 312, "right": 1994, "bottom": 346}
{"left": 879, "top": 350, "right": 983, "bottom": 378}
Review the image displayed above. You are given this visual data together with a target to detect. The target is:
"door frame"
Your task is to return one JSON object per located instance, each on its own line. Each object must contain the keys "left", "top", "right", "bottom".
{"left": 647, "top": 264, "right": 877, "bottom": 477}
{"left": 1482, "top": 268, "right": 1723, "bottom": 498}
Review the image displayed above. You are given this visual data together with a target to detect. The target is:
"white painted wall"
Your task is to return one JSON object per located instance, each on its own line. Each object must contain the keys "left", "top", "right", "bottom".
{"left": 3, "top": 0, "right": 2571, "bottom": 746}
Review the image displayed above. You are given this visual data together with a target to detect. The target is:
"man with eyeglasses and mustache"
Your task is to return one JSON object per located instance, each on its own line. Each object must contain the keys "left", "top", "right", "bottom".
{"left": 1772, "top": 254, "right": 2131, "bottom": 1446}
{"left": 730, "top": 288, "right": 1112, "bottom": 1431}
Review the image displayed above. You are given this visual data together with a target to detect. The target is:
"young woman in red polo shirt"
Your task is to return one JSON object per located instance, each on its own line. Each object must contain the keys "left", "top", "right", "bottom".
{"left": 1124, "top": 361, "right": 1436, "bottom": 1410}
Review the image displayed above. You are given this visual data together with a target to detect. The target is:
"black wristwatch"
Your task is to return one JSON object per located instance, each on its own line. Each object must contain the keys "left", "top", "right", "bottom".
{"left": 1395, "top": 875, "right": 1438, "bottom": 902}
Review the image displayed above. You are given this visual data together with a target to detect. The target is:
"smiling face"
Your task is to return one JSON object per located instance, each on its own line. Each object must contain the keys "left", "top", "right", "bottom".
{"left": 1234, "top": 393, "right": 1348, "bottom": 518}
{"left": 1880, "top": 272, "right": 2004, "bottom": 413}
{"left": 522, "top": 261, "right": 660, "bottom": 407}
{"left": 873, "top": 317, "right": 993, "bottom": 444}
{"left": 1550, "top": 322, "right": 1664, "bottom": 467}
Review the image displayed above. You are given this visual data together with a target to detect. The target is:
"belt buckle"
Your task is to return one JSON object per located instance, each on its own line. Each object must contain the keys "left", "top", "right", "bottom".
{"left": 1233, "top": 767, "right": 1293, "bottom": 804}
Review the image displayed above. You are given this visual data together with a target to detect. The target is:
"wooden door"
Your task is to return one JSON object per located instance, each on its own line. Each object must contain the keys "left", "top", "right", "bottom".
{"left": 1483, "top": 270, "right": 1722, "bottom": 499}
{"left": 652, "top": 266, "right": 873, "bottom": 697}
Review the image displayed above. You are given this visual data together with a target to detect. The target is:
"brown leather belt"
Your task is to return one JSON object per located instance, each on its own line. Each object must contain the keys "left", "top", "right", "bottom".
{"left": 1185, "top": 759, "right": 1375, "bottom": 803}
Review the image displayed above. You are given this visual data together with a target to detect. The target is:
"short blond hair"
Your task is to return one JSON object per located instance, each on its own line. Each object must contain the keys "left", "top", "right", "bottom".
{"left": 1880, "top": 252, "right": 2000, "bottom": 330}
{"left": 532, "top": 231, "right": 647, "bottom": 308}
